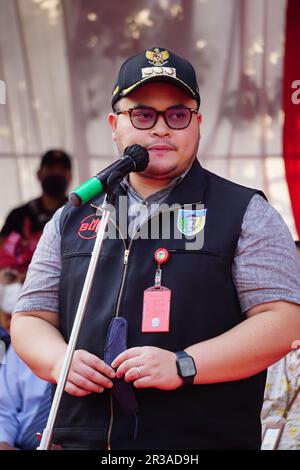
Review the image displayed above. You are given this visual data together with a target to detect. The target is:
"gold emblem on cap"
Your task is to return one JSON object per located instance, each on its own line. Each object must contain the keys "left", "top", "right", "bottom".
{"left": 146, "top": 48, "right": 169, "bottom": 66}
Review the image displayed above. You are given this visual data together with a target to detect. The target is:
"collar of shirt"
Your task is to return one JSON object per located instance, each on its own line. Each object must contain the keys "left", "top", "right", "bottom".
{"left": 120, "top": 163, "right": 193, "bottom": 238}
{"left": 120, "top": 163, "right": 192, "bottom": 206}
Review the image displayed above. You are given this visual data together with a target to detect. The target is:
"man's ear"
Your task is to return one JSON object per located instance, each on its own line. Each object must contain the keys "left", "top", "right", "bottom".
{"left": 108, "top": 113, "right": 117, "bottom": 141}
{"left": 197, "top": 113, "right": 202, "bottom": 125}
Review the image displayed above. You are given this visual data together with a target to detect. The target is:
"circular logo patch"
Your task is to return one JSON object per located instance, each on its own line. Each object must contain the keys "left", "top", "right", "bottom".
{"left": 78, "top": 214, "right": 102, "bottom": 240}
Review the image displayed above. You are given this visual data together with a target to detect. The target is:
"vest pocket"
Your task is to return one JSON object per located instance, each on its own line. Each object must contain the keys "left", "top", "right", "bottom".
{"left": 169, "top": 248, "right": 222, "bottom": 257}
{"left": 62, "top": 252, "right": 92, "bottom": 260}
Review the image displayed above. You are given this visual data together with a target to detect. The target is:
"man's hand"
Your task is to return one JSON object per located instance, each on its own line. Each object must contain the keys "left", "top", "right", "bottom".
{"left": 111, "top": 346, "right": 183, "bottom": 390}
{"left": 0, "top": 442, "right": 19, "bottom": 450}
{"left": 53, "top": 350, "right": 116, "bottom": 397}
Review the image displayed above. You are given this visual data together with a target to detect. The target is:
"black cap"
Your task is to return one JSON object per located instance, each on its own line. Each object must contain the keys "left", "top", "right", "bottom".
{"left": 40, "top": 150, "right": 72, "bottom": 170}
{"left": 112, "top": 47, "right": 200, "bottom": 109}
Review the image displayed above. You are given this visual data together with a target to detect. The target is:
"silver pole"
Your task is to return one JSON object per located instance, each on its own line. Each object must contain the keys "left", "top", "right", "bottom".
{"left": 38, "top": 195, "right": 112, "bottom": 450}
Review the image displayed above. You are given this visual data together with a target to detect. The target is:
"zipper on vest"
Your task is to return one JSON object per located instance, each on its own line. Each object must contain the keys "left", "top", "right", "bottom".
{"left": 107, "top": 394, "right": 114, "bottom": 450}
{"left": 107, "top": 250, "right": 130, "bottom": 450}
{"left": 91, "top": 208, "right": 128, "bottom": 451}
{"left": 124, "top": 249, "right": 130, "bottom": 264}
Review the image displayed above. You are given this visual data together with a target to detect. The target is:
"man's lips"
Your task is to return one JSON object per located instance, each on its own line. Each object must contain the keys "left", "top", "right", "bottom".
{"left": 147, "top": 144, "right": 175, "bottom": 151}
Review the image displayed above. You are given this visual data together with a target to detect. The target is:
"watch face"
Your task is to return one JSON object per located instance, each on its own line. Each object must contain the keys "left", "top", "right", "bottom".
{"left": 179, "top": 356, "right": 196, "bottom": 378}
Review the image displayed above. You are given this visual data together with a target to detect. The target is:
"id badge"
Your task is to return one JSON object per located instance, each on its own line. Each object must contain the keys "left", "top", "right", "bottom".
{"left": 261, "top": 422, "right": 284, "bottom": 450}
{"left": 142, "top": 286, "right": 171, "bottom": 333}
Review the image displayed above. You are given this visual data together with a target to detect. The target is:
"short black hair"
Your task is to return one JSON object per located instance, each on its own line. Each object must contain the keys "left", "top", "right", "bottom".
{"left": 40, "top": 149, "right": 72, "bottom": 170}
{"left": 112, "top": 101, "right": 120, "bottom": 113}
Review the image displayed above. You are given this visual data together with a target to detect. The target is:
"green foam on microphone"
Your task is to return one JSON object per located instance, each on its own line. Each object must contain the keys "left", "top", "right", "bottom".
{"left": 70, "top": 177, "right": 103, "bottom": 205}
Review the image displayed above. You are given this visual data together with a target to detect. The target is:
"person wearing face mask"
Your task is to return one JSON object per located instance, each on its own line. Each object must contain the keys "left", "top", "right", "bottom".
{"left": 0, "top": 152, "right": 69, "bottom": 450}
{"left": 0, "top": 150, "right": 72, "bottom": 263}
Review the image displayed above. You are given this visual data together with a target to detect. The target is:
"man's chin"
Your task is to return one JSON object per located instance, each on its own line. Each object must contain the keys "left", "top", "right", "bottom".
{"left": 145, "top": 156, "right": 178, "bottom": 173}
{"left": 142, "top": 166, "right": 179, "bottom": 180}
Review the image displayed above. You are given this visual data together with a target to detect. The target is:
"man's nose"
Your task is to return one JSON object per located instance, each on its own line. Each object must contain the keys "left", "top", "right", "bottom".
{"left": 150, "top": 114, "right": 171, "bottom": 137}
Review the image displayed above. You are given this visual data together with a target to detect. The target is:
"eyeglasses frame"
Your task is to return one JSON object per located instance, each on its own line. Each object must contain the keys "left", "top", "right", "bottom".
{"left": 115, "top": 105, "right": 199, "bottom": 130}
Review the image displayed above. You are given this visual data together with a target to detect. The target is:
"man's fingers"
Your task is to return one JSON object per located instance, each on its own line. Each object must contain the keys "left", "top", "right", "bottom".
{"left": 115, "top": 358, "right": 140, "bottom": 379}
{"left": 65, "top": 350, "right": 115, "bottom": 395}
{"left": 73, "top": 362, "right": 114, "bottom": 389}
{"left": 65, "top": 381, "right": 92, "bottom": 397}
{"left": 76, "top": 350, "right": 115, "bottom": 379}
{"left": 111, "top": 348, "right": 142, "bottom": 369}
{"left": 124, "top": 366, "right": 150, "bottom": 383}
{"left": 133, "top": 376, "right": 152, "bottom": 389}
{"left": 70, "top": 372, "right": 106, "bottom": 394}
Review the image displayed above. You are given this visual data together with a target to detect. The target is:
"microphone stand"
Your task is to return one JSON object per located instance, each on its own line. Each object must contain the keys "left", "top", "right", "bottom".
{"left": 38, "top": 189, "right": 117, "bottom": 450}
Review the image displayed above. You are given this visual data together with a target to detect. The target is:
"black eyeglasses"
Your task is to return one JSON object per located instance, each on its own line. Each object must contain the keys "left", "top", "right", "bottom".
{"left": 116, "top": 106, "right": 198, "bottom": 130}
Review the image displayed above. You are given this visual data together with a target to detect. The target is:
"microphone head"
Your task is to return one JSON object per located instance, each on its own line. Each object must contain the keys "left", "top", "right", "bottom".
{"left": 124, "top": 144, "right": 149, "bottom": 172}
{"left": 68, "top": 192, "right": 82, "bottom": 206}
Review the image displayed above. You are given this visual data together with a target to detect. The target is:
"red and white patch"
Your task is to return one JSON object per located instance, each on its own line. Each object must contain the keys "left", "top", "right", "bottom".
{"left": 78, "top": 214, "right": 102, "bottom": 240}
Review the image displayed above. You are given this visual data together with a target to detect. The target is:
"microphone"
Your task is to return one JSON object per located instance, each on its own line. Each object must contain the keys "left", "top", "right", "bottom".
{"left": 69, "top": 144, "right": 149, "bottom": 207}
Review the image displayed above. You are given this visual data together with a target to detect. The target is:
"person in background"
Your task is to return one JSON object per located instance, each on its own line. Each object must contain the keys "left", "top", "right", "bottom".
{"left": 0, "top": 149, "right": 72, "bottom": 263}
{"left": 0, "top": 326, "right": 9, "bottom": 351}
{"left": 0, "top": 149, "right": 71, "bottom": 450}
{"left": 0, "top": 149, "right": 72, "bottom": 325}
{"left": 0, "top": 340, "right": 51, "bottom": 450}
{"left": 0, "top": 270, "right": 21, "bottom": 353}
{"left": 0, "top": 269, "right": 51, "bottom": 451}
{"left": 261, "top": 241, "right": 300, "bottom": 450}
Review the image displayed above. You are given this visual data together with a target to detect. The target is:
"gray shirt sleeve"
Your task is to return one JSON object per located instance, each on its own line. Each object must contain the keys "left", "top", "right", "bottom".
{"left": 13, "top": 207, "right": 63, "bottom": 314}
{"left": 232, "top": 194, "right": 300, "bottom": 313}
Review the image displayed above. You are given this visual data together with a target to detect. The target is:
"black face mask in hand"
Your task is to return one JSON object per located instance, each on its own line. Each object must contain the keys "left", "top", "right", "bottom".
{"left": 104, "top": 317, "right": 139, "bottom": 440}
{"left": 41, "top": 175, "right": 68, "bottom": 198}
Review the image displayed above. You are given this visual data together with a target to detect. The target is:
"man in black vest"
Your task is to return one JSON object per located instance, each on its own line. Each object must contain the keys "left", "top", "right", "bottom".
{"left": 11, "top": 48, "right": 300, "bottom": 450}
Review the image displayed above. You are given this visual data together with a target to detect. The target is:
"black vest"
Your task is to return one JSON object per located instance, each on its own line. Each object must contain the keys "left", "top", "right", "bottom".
{"left": 54, "top": 160, "right": 267, "bottom": 450}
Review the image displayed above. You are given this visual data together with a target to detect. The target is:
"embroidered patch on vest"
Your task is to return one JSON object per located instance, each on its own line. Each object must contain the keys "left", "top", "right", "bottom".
{"left": 78, "top": 214, "right": 102, "bottom": 240}
{"left": 177, "top": 209, "right": 207, "bottom": 237}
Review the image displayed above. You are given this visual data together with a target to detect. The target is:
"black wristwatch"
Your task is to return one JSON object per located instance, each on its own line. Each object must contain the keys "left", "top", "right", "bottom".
{"left": 175, "top": 351, "right": 196, "bottom": 386}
